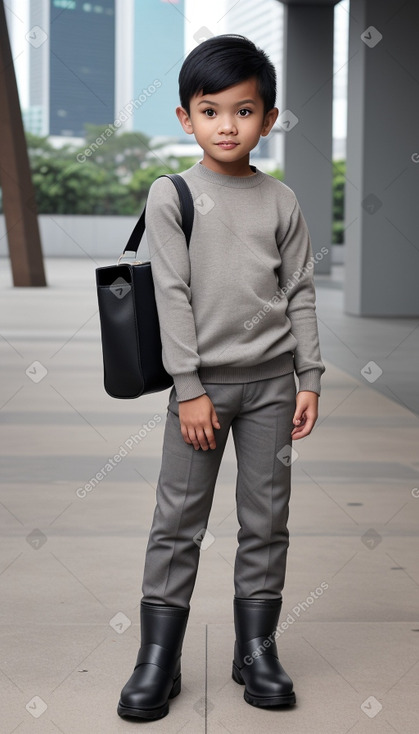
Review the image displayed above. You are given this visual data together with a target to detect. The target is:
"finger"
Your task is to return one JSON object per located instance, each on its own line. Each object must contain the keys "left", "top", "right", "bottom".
{"left": 181, "top": 425, "right": 192, "bottom": 444}
{"left": 292, "top": 419, "right": 315, "bottom": 439}
{"left": 291, "top": 421, "right": 307, "bottom": 436}
{"left": 212, "top": 410, "right": 221, "bottom": 429}
{"left": 195, "top": 428, "right": 210, "bottom": 451}
{"left": 293, "top": 411, "right": 304, "bottom": 425}
{"left": 187, "top": 428, "right": 200, "bottom": 450}
{"left": 204, "top": 426, "right": 217, "bottom": 450}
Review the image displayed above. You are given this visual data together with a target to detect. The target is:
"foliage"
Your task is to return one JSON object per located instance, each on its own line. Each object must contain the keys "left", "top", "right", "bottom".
{"left": 0, "top": 129, "right": 345, "bottom": 240}
{"left": 30, "top": 156, "right": 135, "bottom": 215}
{"left": 11, "top": 131, "right": 199, "bottom": 215}
{"left": 129, "top": 157, "right": 199, "bottom": 209}
{"left": 332, "top": 159, "right": 345, "bottom": 244}
{"left": 83, "top": 124, "right": 153, "bottom": 176}
{"left": 268, "top": 168, "right": 284, "bottom": 181}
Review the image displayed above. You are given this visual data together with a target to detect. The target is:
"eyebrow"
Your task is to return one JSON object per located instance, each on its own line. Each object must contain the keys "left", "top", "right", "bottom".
{"left": 197, "top": 98, "right": 257, "bottom": 106}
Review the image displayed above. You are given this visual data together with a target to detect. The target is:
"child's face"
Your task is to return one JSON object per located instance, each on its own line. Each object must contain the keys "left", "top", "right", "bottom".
{"left": 176, "top": 77, "right": 278, "bottom": 176}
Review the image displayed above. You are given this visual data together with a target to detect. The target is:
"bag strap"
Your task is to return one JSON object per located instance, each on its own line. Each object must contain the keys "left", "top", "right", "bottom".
{"left": 122, "top": 173, "right": 194, "bottom": 257}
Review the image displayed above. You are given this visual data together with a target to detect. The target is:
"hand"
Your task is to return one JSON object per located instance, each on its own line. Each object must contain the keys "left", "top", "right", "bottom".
{"left": 291, "top": 390, "right": 319, "bottom": 440}
{"left": 178, "top": 394, "right": 221, "bottom": 450}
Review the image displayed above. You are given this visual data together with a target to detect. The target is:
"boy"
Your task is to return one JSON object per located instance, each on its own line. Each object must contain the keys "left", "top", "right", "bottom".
{"left": 118, "top": 34, "right": 325, "bottom": 721}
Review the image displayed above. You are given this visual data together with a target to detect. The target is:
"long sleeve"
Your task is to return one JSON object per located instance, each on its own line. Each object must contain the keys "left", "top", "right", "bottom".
{"left": 145, "top": 176, "right": 206, "bottom": 402}
{"left": 277, "top": 198, "right": 326, "bottom": 395}
{"left": 143, "top": 163, "right": 325, "bottom": 400}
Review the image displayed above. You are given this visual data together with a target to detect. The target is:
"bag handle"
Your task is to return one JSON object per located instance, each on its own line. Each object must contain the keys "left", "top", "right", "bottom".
{"left": 121, "top": 174, "right": 194, "bottom": 258}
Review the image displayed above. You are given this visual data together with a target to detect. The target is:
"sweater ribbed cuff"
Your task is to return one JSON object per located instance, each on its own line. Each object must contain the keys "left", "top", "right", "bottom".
{"left": 297, "top": 368, "right": 322, "bottom": 396}
{"left": 173, "top": 371, "right": 207, "bottom": 402}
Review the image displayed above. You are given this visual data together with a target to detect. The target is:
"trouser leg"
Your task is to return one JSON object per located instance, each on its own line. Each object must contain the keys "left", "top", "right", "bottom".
{"left": 232, "top": 372, "right": 297, "bottom": 599}
{"left": 142, "top": 383, "right": 240, "bottom": 608}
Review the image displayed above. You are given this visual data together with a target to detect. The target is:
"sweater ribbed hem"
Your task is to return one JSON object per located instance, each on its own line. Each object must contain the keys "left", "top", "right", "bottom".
{"left": 297, "top": 368, "right": 322, "bottom": 396}
{"left": 198, "top": 352, "right": 295, "bottom": 385}
{"left": 173, "top": 372, "right": 207, "bottom": 403}
{"left": 173, "top": 352, "right": 296, "bottom": 402}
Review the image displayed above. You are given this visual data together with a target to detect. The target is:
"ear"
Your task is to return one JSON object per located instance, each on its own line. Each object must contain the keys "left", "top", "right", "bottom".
{"left": 261, "top": 107, "right": 279, "bottom": 137}
{"left": 176, "top": 106, "right": 194, "bottom": 135}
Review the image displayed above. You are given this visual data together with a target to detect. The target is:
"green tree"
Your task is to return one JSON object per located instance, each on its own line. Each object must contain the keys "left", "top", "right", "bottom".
{"left": 129, "top": 157, "right": 199, "bottom": 210}
{"left": 30, "top": 156, "right": 134, "bottom": 214}
{"left": 22, "top": 133, "right": 199, "bottom": 215}
{"left": 268, "top": 167, "right": 285, "bottom": 181}
{"left": 82, "top": 125, "right": 162, "bottom": 178}
{"left": 332, "top": 159, "right": 345, "bottom": 244}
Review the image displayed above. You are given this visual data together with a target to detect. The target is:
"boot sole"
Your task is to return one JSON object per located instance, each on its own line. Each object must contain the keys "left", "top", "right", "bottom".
{"left": 232, "top": 662, "right": 296, "bottom": 708}
{"left": 117, "top": 674, "right": 181, "bottom": 720}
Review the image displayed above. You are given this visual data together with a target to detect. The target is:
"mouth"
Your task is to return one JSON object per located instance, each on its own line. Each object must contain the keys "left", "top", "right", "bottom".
{"left": 217, "top": 141, "right": 238, "bottom": 150}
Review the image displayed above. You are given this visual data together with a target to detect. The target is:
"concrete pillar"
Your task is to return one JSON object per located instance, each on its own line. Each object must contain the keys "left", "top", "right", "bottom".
{"left": 280, "top": 4, "right": 335, "bottom": 274}
{"left": 345, "top": 0, "right": 419, "bottom": 315}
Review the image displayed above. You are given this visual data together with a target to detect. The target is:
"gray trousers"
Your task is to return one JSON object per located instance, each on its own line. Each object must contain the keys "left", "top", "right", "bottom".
{"left": 141, "top": 372, "right": 297, "bottom": 608}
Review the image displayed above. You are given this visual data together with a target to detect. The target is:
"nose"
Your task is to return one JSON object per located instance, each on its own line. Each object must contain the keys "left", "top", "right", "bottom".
{"left": 217, "top": 114, "right": 237, "bottom": 135}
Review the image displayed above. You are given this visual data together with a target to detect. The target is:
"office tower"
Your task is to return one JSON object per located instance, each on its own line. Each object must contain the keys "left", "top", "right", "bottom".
{"left": 25, "top": 0, "right": 116, "bottom": 138}
{"left": 132, "top": 0, "right": 186, "bottom": 138}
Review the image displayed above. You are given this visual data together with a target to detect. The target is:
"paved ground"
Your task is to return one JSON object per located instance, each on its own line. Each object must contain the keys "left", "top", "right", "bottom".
{"left": 0, "top": 258, "right": 418, "bottom": 734}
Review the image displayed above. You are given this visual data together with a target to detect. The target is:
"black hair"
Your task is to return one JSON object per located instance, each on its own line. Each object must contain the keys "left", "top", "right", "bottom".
{"left": 178, "top": 34, "right": 277, "bottom": 116}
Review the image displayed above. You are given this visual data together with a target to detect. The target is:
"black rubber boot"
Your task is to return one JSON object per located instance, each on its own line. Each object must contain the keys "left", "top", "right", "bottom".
{"left": 232, "top": 597, "right": 296, "bottom": 708}
{"left": 117, "top": 601, "right": 189, "bottom": 720}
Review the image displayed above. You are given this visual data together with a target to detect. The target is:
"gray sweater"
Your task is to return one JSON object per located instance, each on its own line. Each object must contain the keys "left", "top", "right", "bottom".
{"left": 145, "top": 162, "right": 326, "bottom": 402}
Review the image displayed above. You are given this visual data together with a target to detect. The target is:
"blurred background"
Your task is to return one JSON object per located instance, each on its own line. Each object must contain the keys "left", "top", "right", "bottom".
{"left": 2, "top": 0, "right": 349, "bottom": 254}
{"left": 1, "top": 3, "right": 418, "bottom": 733}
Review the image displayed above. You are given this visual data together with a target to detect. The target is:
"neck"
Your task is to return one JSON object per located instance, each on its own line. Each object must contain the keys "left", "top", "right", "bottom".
{"left": 200, "top": 154, "right": 255, "bottom": 177}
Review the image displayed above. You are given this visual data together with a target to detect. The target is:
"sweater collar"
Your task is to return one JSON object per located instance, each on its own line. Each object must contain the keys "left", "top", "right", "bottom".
{"left": 191, "top": 161, "right": 264, "bottom": 188}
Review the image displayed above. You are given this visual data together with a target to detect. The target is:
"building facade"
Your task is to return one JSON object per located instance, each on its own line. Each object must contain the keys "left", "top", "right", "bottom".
{"left": 224, "top": 0, "right": 284, "bottom": 162}
{"left": 10, "top": 0, "right": 118, "bottom": 140}
{"left": 132, "top": 0, "right": 186, "bottom": 138}
{"left": 49, "top": 0, "right": 115, "bottom": 137}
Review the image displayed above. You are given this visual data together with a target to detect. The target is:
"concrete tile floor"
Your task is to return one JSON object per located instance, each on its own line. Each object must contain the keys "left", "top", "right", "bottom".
{"left": 0, "top": 259, "right": 418, "bottom": 733}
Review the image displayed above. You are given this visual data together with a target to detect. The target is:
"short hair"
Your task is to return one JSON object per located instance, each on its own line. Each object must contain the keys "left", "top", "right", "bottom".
{"left": 179, "top": 34, "right": 277, "bottom": 116}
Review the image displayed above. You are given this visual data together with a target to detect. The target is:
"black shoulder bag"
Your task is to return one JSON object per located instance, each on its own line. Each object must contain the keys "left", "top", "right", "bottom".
{"left": 95, "top": 174, "right": 194, "bottom": 399}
